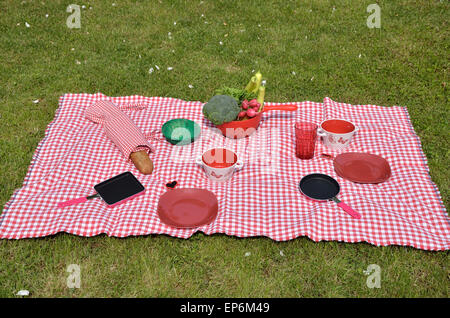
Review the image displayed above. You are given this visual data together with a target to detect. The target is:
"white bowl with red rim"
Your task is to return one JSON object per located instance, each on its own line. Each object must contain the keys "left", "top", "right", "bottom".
{"left": 317, "top": 119, "right": 358, "bottom": 151}
{"left": 196, "top": 148, "right": 243, "bottom": 182}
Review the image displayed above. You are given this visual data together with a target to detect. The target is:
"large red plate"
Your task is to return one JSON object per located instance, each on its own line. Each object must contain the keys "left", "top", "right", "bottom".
{"left": 333, "top": 152, "right": 391, "bottom": 184}
{"left": 157, "top": 188, "right": 219, "bottom": 228}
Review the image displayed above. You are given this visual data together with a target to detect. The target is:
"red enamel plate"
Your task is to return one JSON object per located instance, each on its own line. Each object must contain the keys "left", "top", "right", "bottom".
{"left": 333, "top": 152, "right": 391, "bottom": 184}
{"left": 157, "top": 188, "right": 219, "bottom": 228}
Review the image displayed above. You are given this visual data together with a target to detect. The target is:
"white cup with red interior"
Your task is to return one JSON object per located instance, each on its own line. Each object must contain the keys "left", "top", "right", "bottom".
{"left": 317, "top": 119, "right": 358, "bottom": 151}
{"left": 196, "top": 148, "right": 244, "bottom": 182}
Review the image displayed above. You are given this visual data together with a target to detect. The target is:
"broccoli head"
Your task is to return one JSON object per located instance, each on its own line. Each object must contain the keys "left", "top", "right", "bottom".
{"left": 202, "top": 95, "right": 240, "bottom": 125}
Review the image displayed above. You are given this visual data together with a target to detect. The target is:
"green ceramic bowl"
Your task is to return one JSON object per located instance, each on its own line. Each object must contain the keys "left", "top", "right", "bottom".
{"left": 161, "top": 118, "right": 201, "bottom": 145}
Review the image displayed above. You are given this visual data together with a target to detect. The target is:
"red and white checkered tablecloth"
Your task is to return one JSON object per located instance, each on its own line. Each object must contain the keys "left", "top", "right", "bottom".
{"left": 1, "top": 93, "right": 449, "bottom": 250}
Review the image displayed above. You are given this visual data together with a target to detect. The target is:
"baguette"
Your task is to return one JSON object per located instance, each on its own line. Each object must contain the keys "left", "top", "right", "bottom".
{"left": 130, "top": 150, "right": 154, "bottom": 175}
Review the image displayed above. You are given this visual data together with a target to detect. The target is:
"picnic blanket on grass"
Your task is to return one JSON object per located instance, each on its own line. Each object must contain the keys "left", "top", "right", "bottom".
{"left": 1, "top": 93, "right": 449, "bottom": 250}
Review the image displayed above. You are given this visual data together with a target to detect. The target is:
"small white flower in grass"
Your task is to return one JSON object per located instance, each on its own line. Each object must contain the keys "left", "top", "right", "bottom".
{"left": 252, "top": 69, "right": 255, "bottom": 73}
{"left": 332, "top": 7, "right": 336, "bottom": 13}
{"left": 17, "top": 23, "right": 20, "bottom": 26}
{"left": 155, "top": 65, "right": 160, "bottom": 70}
{"left": 33, "top": 99, "right": 40, "bottom": 104}
{"left": 138, "top": 54, "right": 141, "bottom": 59}
{"left": 89, "top": 7, "right": 92, "bottom": 10}
{"left": 173, "top": 21, "right": 176, "bottom": 25}
{"left": 201, "top": 14, "right": 205, "bottom": 18}
{"left": 148, "top": 67, "right": 154, "bottom": 74}
{"left": 82, "top": 5, "right": 86, "bottom": 9}
{"left": 188, "top": 84, "right": 194, "bottom": 89}
{"left": 279, "top": 250, "right": 285, "bottom": 257}
{"left": 292, "top": 71, "right": 296, "bottom": 76}
{"left": 305, "top": 35, "right": 308, "bottom": 39}
{"left": 358, "top": 54, "right": 362, "bottom": 58}
{"left": 45, "top": 14, "right": 49, "bottom": 18}
{"left": 167, "top": 67, "right": 173, "bottom": 71}
{"left": 168, "top": 32, "right": 172, "bottom": 39}
{"left": 310, "top": 76, "right": 314, "bottom": 81}
{"left": 245, "top": 252, "right": 251, "bottom": 257}
{"left": 238, "top": 49, "right": 243, "bottom": 53}
{"left": 219, "top": 41, "right": 223, "bottom": 45}
{"left": 75, "top": 60, "right": 81, "bottom": 65}
{"left": 258, "top": 24, "right": 261, "bottom": 27}
{"left": 25, "top": 22, "right": 30, "bottom": 28}
{"left": 16, "top": 290, "right": 29, "bottom": 296}
{"left": 204, "top": 21, "right": 208, "bottom": 24}
{"left": 112, "top": 3, "right": 116, "bottom": 6}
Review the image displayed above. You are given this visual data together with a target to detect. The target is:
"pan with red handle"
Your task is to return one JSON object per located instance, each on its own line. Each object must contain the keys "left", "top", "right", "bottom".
{"left": 299, "top": 173, "right": 361, "bottom": 219}
{"left": 216, "top": 104, "right": 298, "bottom": 139}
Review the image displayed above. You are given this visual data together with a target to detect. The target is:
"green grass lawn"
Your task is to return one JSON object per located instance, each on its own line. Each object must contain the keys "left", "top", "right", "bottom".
{"left": 0, "top": 0, "right": 448, "bottom": 297}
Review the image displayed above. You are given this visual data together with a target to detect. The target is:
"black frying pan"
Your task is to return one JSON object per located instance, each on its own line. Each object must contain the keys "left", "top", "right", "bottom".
{"left": 299, "top": 173, "right": 361, "bottom": 219}
{"left": 57, "top": 172, "right": 145, "bottom": 208}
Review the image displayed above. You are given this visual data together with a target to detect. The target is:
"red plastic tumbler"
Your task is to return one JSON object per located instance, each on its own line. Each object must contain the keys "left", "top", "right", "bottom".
{"left": 295, "top": 122, "right": 318, "bottom": 159}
